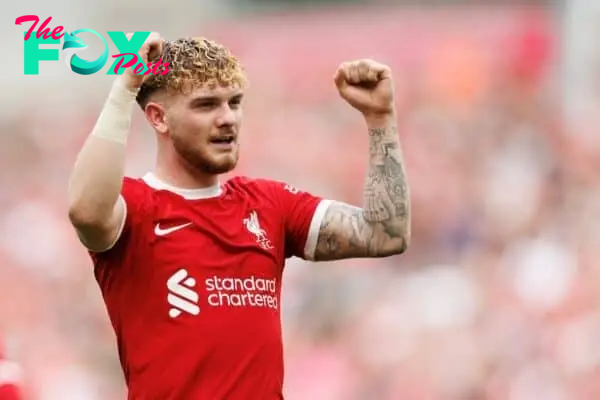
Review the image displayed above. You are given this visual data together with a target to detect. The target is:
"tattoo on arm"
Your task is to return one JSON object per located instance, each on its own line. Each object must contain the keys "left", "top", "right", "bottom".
{"left": 314, "top": 203, "right": 386, "bottom": 260}
{"left": 364, "top": 126, "right": 409, "bottom": 236}
{"left": 314, "top": 126, "right": 410, "bottom": 261}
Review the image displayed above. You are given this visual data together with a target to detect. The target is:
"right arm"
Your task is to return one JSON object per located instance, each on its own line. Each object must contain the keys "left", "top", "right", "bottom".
{"left": 67, "top": 77, "right": 138, "bottom": 251}
{"left": 68, "top": 32, "right": 162, "bottom": 251}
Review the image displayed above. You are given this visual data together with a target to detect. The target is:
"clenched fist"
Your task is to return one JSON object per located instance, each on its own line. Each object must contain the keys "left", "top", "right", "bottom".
{"left": 122, "top": 32, "right": 164, "bottom": 89}
{"left": 334, "top": 59, "right": 395, "bottom": 118}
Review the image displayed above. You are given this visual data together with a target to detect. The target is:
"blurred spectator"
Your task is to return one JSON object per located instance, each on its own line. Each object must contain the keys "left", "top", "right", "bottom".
{"left": 0, "top": 336, "right": 23, "bottom": 400}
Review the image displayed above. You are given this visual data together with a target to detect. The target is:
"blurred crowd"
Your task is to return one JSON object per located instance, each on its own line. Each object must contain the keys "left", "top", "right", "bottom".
{"left": 3, "top": 4, "right": 600, "bottom": 400}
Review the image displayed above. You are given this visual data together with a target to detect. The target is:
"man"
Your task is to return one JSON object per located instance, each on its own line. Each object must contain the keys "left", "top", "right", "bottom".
{"left": 68, "top": 33, "right": 410, "bottom": 399}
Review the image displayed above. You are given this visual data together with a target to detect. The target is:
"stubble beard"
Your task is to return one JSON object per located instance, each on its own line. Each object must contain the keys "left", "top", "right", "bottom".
{"left": 172, "top": 135, "right": 239, "bottom": 175}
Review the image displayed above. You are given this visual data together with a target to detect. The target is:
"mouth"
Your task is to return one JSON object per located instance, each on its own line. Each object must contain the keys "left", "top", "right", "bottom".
{"left": 209, "top": 136, "right": 236, "bottom": 150}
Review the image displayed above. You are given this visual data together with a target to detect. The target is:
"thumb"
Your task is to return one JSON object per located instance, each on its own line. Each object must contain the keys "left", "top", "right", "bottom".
{"left": 377, "top": 67, "right": 392, "bottom": 81}
{"left": 148, "top": 40, "right": 163, "bottom": 63}
{"left": 333, "top": 68, "right": 347, "bottom": 89}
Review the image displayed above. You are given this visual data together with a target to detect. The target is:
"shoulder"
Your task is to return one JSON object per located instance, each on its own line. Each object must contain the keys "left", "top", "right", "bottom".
{"left": 224, "top": 175, "right": 276, "bottom": 189}
{"left": 223, "top": 175, "right": 289, "bottom": 200}
{"left": 122, "top": 176, "right": 153, "bottom": 194}
{"left": 224, "top": 175, "right": 299, "bottom": 196}
{"left": 120, "top": 176, "right": 161, "bottom": 209}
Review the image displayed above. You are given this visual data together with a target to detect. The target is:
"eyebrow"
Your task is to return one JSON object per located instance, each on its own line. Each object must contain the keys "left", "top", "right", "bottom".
{"left": 189, "top": 93, "right": 243, "bottom": 106}
{"left": 190, "top": 96, "right": 219, "bottom": 105}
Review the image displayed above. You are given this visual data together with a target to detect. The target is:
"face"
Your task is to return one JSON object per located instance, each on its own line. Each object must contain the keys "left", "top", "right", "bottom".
{"left": 154, "top": 85, "right": 244, "bottom": 175}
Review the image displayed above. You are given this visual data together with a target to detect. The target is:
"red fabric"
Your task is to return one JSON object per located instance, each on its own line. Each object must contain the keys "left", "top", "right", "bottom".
{"left": 90, "top": 176, "right": 324, "bottom": 399}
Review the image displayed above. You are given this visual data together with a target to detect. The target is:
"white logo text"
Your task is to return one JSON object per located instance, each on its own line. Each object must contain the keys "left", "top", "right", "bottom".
{"left": 205, "top": 276, "right": 278, "bottom": 310}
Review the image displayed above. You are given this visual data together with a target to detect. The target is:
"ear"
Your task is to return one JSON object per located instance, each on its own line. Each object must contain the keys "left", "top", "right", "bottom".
{"left": 144, "top": 101, "right": 168, "bottom": 134}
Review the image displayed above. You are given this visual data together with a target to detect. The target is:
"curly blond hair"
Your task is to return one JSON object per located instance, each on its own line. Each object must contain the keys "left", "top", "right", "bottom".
{"left": 136, "top": 37, "right": 247, "bottom": 108}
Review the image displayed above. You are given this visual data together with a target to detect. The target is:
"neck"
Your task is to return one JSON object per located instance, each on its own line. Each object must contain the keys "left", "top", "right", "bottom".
{"left": 155, "top": 148, "right": 219, "bottom": 190}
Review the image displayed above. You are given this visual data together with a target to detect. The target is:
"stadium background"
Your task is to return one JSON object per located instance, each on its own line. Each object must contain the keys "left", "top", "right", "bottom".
{"left": 3, "top": 0, "right": 600, "bottom": 398}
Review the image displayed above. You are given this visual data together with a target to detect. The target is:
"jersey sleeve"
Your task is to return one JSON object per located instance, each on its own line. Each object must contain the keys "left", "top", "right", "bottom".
{"left": 270, "top": 182, "right": 332, "bottom": 261}
{"left": 88, "top": 177, "right": 154, "bottom": 258}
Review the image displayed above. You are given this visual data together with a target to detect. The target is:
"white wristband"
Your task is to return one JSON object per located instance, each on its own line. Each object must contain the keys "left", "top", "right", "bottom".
{"left": 91, "top": 80, "right": 140, "bottom": 144}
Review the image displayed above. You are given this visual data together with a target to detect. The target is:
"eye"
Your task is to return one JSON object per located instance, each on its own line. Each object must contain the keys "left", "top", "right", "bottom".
{"left": 194, "top": 101, "right": 217, "bottom": 109}
{"left": 229, "top": 97, "right": 242, "bottom": 109}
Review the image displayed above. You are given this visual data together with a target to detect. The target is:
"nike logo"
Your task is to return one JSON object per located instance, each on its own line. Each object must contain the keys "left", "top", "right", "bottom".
{"left": 155, "top": 222, "right": 192, "bottom": 236}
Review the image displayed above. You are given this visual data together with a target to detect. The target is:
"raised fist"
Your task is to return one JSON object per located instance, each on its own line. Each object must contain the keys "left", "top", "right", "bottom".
{"left": 122, "top": 31, "right": 163, "bottom": 89}
{"left": 334, "top": 59, "right": 395, "bottom": 118}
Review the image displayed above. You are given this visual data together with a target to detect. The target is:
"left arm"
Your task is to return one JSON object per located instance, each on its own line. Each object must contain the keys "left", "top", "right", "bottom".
{"left": 314, "top": 114, "right": 410, "bottom": 261}
{"left": 313, "top": 59, "right": 410, "bottom": 261}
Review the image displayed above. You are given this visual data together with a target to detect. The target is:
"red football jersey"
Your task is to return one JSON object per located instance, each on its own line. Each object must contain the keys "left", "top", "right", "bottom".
{"left": 90, "top": 173, "right": 331, "bottom": 399}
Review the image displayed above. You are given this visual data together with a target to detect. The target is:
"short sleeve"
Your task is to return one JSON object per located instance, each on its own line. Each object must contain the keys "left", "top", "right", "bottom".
{"left": 271, "top": 182, "right": 332, "bottom": 260}
{"left": 89, "top": 177, "right": 153, "bottom": 257}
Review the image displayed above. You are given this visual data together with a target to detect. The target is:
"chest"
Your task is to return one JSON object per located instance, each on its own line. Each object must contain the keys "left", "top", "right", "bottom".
{"left": 143, "top": 197, "right": 284, "bottom": 278}
{"left": 140, "top": 198, "right": 284, "bottom": 322}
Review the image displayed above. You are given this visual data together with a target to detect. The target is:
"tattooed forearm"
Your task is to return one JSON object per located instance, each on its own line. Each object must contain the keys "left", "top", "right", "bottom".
{"left": 364, "top": 126, "right": 409, "bottom": 237}
{"left": 313, "top": 123, "right": 410, "bottom": 261}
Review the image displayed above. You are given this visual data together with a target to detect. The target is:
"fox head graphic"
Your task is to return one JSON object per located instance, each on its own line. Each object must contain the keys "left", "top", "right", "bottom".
{"left": 61, "top": 29, "right": 109, "bottom": 75}
{"left": 62, "top": 31, "right": 88, "bottom": 67}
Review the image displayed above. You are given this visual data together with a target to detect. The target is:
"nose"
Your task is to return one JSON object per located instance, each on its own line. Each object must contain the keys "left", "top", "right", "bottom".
{"left": 215, "top": 104, "right": 237, "bottom": 127}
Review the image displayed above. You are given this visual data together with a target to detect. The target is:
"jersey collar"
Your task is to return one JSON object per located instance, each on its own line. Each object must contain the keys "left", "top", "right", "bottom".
{"left": 142, "top": 172, "right": 223, "bottom": 200}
